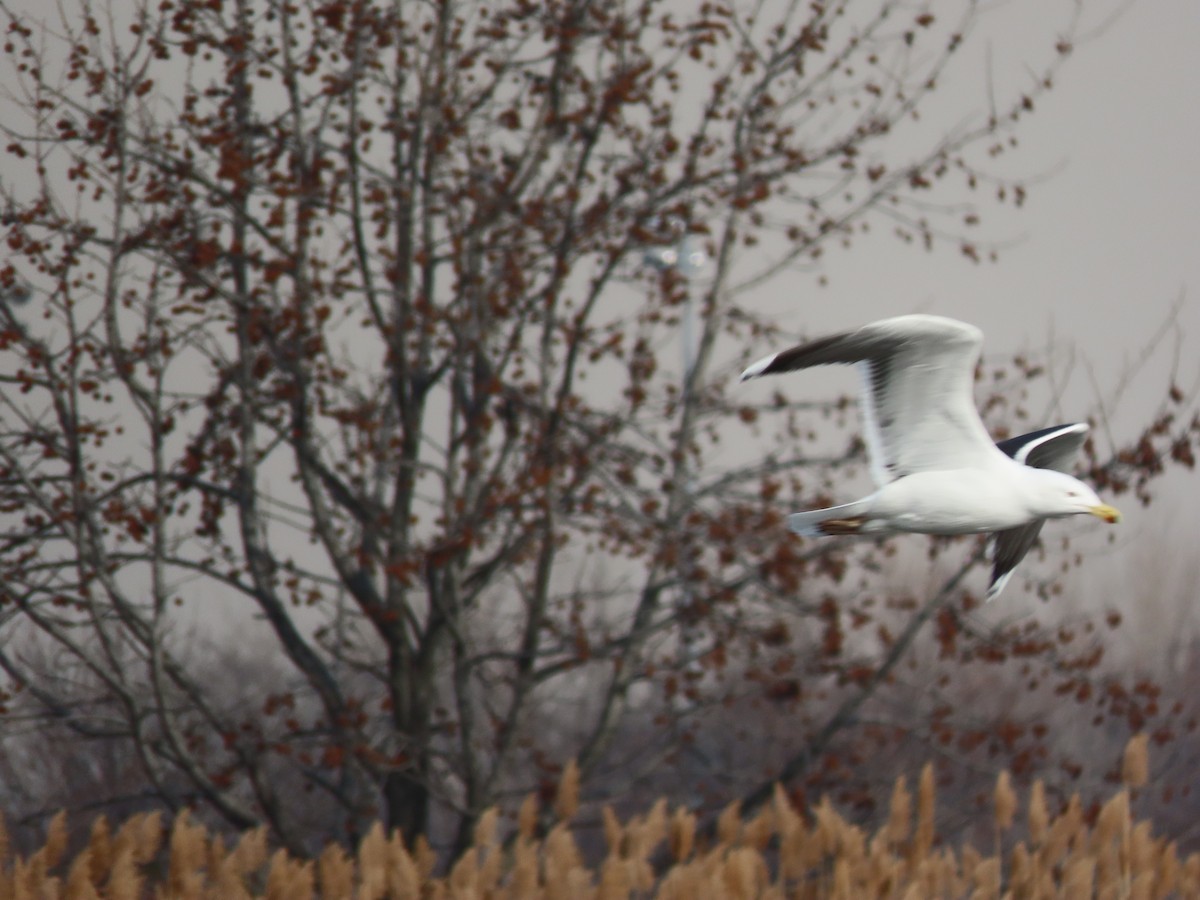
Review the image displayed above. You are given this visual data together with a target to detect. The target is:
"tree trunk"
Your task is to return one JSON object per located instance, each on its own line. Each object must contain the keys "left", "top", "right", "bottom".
{"left": 384, "top": 765, "right": 430, "bottom": 846}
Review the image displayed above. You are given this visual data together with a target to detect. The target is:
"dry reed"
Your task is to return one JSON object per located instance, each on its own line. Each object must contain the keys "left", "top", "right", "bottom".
{"left": 0, "top": 735, "right": 1193, "bottom": 898}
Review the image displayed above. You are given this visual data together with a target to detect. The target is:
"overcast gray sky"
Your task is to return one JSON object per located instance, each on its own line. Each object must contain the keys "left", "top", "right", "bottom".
{"left": 729, "top": 0, "right": 1200, "bottom": 628}
{"left": 756, "top": 0, "right": 1199, "bottom": 378}
{"left": 3, "top": 0, "right": 1195, "bottom": 620}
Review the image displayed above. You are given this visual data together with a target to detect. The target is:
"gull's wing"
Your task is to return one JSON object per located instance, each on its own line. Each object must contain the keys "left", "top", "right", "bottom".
{"left": 995, "top": 422, "right": 1089, "bottom": 472}
{"left": 741, "top": 315, "right": 1000, "bottom": 486}
{"left": 987, "top": 522, "right": 1042, "bottom": 600}
{"left": 986, "top": 423, "right": 1090, "bottom": 599}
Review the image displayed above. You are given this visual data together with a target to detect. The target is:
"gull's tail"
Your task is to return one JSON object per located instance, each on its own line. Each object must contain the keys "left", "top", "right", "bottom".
{"left": 788, "top": 499, "right": 873, "bottom": 536}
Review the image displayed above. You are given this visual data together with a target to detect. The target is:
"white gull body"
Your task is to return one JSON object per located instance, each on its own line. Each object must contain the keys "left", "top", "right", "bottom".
{"left": 739, "top": 315, "right": 1120, "bottom": 599}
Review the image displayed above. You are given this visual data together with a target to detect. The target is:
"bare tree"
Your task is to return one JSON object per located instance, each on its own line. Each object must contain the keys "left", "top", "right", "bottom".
{"left": 0, "top": 0, "right": 1193, "bottom": 855}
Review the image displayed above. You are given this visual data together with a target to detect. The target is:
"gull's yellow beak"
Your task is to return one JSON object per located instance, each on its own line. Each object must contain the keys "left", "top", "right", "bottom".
{"left": 1090, "top": 504, "right": 1121, "bottom": 524}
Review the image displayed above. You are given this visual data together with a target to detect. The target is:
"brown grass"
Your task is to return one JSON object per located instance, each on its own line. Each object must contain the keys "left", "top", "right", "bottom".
{"left": 0, "top": 735, "right": 1193, "bottom": 898}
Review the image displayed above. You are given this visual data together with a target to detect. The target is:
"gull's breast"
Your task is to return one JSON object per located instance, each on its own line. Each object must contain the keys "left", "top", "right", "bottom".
{"left": 871, "top": 467, "right": 1035, "bottom": 536}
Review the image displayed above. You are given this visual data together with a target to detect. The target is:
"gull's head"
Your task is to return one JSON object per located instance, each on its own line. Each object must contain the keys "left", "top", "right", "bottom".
{"left": 1028, "top": 469, "right": 1121, "bottom": 523}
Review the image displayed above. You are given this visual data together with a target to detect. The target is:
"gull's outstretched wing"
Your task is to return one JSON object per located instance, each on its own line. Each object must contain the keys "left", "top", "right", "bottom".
{"left": 741, "top": 314, "right": 1002, "bottom": 486}
{"left": 987, "top": 422, "right": 1091, "bottom": 598}
{"left": 995, "top": 422, "right": 1089, "bottom": 472}
{"left": 986, "top": 522, "right": 1043, "bottom": 600}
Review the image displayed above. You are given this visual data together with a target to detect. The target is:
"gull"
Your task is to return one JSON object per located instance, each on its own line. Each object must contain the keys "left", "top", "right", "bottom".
{"left": 740, "top": 314, "right": 1120, "bottom": 599}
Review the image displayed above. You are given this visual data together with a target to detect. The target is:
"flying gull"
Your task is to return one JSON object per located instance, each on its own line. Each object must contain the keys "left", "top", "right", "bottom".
{"left": 740, "top": 315, "right": 1120, "bottom": 599}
